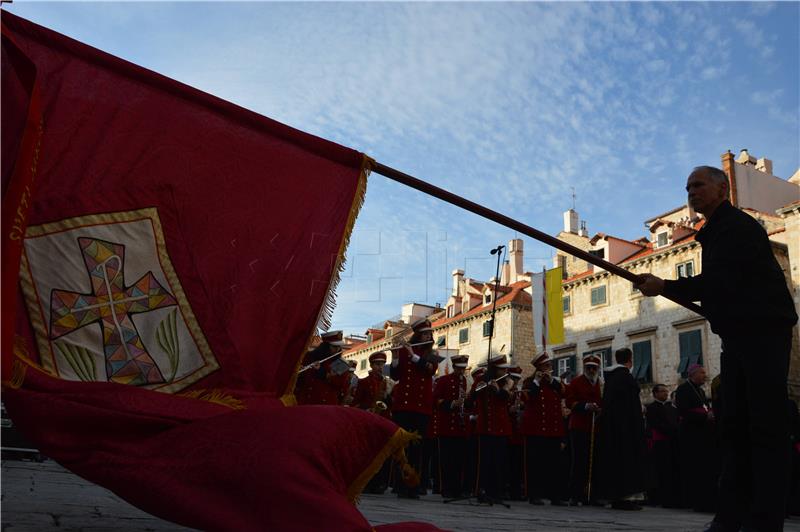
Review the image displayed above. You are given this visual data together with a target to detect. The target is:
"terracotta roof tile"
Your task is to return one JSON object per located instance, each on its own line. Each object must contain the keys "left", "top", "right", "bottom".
{"left": 431, "top": 280, "right": 531, "bottom": 328}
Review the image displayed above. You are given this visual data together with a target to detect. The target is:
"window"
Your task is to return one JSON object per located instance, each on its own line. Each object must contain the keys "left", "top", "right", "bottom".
{"left": 555, "top": 355, "right": 577, "bottom": 378}
{"left": 676, "top": 261, "right": 694, "bottom": 279}
{"left": 484, "top": 293, "right": 492, "bottom": 305}
{"left": 366, "top": 333, "right": 373, "bottom": 343}
{"left": 385, "top": 328, "right": 392, "bottom": 339}
{"left": 436, "top": 336, "right": 446, "bottom": 347}
{"left": 360, "top": 359, "right": 367, "bottom": 370}
{"left": 678, "top": 329, "right": 703, "bottom": 377}
{"left": 657, "top": 232, "right": 668, "bottom": 248}
{"left": 459, "top": 328, "right": 469, "bottom": 344}
{"left": 631, "top": 282, "right": 640, "bottom": 294}
{"left": 589, "top": 248, "right": 605, "bottom": 259}
{"left": 483, "top": 320, "right": 493, "bottom": 338}
{"left": 590, "top": 285, "right": 607, "bottom": 306}
{"left": 562, "top": 295, "right": 571, "bottom": 314}
{"left": 447, "top": 305, "right": 454, "bottom": 318}
{"left": 632, "top": 340, "right": 653, "bottom": 383}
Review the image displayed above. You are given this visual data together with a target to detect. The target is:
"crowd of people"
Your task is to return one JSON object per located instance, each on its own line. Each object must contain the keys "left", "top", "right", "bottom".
{"left": 295, "top": 328, "right": 800, "bottom": 517}
{"left": 295, "top": 166, "right": 800, "bottom": 531}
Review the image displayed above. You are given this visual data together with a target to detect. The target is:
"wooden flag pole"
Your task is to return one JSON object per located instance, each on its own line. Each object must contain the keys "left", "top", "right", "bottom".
{"left": 372, "top": 161, "right": 704, "bottom": 317}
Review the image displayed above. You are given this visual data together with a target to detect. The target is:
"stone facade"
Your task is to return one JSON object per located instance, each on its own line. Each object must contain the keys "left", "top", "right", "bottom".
{"left": 555, "top": 152, "right": 800, "bottom": 398}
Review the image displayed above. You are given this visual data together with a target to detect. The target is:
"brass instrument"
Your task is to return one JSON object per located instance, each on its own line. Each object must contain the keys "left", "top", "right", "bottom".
{"left": 370, "top": 400, "right": 388, "bottom": 414}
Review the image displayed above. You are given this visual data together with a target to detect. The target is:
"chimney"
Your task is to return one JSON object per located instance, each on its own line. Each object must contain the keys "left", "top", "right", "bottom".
{"left": 509, "top": 239, "right": 524, "bottom": 283}
{"left": 563, "top": 209, "right": 579, "bottom": 234}
{"left": 755, "top": 157, "right": 773, "bottom": 175}
{"left": 452, "top": 269, "right": 464, "bottom": 297}
{"left": 500, "top": 260, "right": 510, "bottom": 285}
{"left": 736, "top": 148, "right": 756, "bottom": 165}
{"left": 578, "top": 220, "right": 588, "bottom": 237}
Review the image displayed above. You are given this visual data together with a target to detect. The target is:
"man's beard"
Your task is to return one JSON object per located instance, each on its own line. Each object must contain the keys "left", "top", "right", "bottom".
{"left": 586, "top": 373, "right": 599, "bottom": 384}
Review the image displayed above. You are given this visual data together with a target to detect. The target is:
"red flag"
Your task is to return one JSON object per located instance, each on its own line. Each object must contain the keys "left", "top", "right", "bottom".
{"left": 1, "top": 12, "right": 442, "bottom": 532}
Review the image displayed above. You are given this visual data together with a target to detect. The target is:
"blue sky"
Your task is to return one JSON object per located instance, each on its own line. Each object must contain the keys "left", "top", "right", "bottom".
{"left": 8, "top": 2, "right": 800, "bottom": 336}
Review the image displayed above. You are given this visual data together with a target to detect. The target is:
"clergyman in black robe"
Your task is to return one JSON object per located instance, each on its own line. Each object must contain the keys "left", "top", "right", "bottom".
{"left": 597, "top": 348, "right": 646, "bottom": 511}
{"left": 645, "top": 383, "right": 681, "bottom": 507}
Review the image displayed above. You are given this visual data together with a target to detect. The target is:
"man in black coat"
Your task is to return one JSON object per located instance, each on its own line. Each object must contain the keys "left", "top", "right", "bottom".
{"left": 675, "top": 364, "right": 718, "bottom": 512}
{"left": 598, "top": 348, "right": 646, "bottom": 511}
{"left": 646, "top": 383, "right": 681, "bottom": 508}
{"left": 637, "top": 165, "right": 798, "bottom": 532}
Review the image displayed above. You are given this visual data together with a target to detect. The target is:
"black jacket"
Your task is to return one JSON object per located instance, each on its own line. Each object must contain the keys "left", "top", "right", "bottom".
{"left": 663, "top": 201, "right": 797, "bottom": 337}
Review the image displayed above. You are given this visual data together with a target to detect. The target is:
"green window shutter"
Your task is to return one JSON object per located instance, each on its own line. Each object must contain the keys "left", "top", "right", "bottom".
{"left": 568, "top": 355, "right": 577, "bottom": 374}
{"left": 678, "top": 330, "right": 700, "bottom": 376}
{"left": 459, "top": 328, "right": 469, "bottom": 344}
{"left": 633, "top": 340, "right": 652, "bottom": 382}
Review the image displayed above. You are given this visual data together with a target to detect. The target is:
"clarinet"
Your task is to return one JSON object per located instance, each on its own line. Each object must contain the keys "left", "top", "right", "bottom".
{"left": 457, "top": 375, "right": 466, "bottom": 429}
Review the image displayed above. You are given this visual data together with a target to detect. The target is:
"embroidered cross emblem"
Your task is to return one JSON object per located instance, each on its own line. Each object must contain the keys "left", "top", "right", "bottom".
{"left": 49, "top": 237, "right": 177, "bottom": 385}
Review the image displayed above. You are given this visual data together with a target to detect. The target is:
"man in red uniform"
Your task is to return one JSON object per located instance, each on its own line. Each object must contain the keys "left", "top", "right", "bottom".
{"left": 354, "top": 352, "right": 391, "bottom": 415}
{"left": 390, "top": 319, "right": 437, "bottom": 498}
{"left": 295, "top": 331, "right": 346, "bottom": 406}
{"left": 521, "top": 352, "right": 567, "bottom": 506}
{"left": 354, "top": 352, "right": 392, "bottom": 493}
{"left": 434, "top": 355, "right": 470, "bottom": 499}
{"left": 468, "top": 354, "right": 513, "bottom": 504}
{"left": 564, "top": 354, "right": 603, "bottom": 505}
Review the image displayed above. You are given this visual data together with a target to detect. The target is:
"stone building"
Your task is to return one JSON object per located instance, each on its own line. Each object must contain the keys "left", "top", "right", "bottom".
{"left": 341, "top": 150, "right": 799, "bottom": 395}
{"left": 342, "top": 241, "right": 537, "bottom": 378}
{"left": 552, "top": 150, "right": 800, "bottom": 397}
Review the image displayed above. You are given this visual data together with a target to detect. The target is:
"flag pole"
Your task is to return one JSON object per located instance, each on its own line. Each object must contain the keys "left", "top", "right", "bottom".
{"left": 371, "top": 161, "right": 704, "bottom": 317}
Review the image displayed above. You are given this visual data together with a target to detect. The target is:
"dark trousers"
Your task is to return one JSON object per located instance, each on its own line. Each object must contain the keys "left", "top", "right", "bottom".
{"left": 715, "top": 329, "right": 792, "bottom": 532}
{"left": 477, "top": 435, "right": 507, "bottom": 500}
{"left": 651, "top": 439, "right": 680, "bottom": 507}
{"left": 465, "top": 435, "right": 479, "bottom": 495}
{"left": 438, "top": 436, "right": 467, "bottom": 498}
{"left": 507, "top": 443, "right": 524, "bottom": 500}
{"left": 392, "top": 411, "right": 429, "bottom": 496}
{"left": 568, "top": 430, "right": 595, "bottom": 501}
{"left": 526, "top": 435, "right": 563, "bottom": 501}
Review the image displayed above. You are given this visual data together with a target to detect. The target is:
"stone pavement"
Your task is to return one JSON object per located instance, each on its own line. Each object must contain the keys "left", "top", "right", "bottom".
{"left": 3, "top": 459, "right": 800, "bottom": 531}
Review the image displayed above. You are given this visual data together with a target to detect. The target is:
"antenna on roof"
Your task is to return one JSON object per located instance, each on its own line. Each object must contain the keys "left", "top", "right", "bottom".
{"left": 571, "top": 187, "right": 576, "bottom": 210}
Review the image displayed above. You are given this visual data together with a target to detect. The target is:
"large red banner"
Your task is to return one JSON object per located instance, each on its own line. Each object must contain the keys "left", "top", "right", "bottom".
{"left": 1, "top": 11, "right": 440, "bottom": 531}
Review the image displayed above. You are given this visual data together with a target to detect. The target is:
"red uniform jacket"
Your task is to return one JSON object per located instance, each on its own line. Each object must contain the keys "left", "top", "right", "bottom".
{"left": 520, "top": 377, "right": 565, "bottom": 437}
{"left": 564, "top": 374, "right": 602, "bottom": 433}
{"left": 434, "top": 372, "right": 469, "bottom": 437}
{"left": 470, "top": 380, "right": 513, "bottom": 437}
{"left": 354, "top": 371, "right": 391, "bottom": 418}
{"left": 391, "top": 344, "right": 435, "bottom": 415}
{"left": 296, "top": 361, "right": 341, "bottom": 406}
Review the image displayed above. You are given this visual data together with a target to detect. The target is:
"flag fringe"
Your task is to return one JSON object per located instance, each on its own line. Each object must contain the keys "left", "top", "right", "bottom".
{"left": 347, "top": 427, "right": 419, "bottom": 503}
{"left": 281, "top": 155, "right": 371, "bottom": 405}
{"left": 177, "top": 388, "right": 246, "bottom": 410}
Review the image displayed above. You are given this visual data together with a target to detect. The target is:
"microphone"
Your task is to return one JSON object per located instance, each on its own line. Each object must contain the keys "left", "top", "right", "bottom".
{"left": 490, "top": 245, "right": 505, "bottom": 255}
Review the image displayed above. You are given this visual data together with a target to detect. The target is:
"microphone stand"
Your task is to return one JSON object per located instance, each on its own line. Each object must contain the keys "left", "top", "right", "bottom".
{"left": 442, "top": 244, "right": 510, "bottom": 509}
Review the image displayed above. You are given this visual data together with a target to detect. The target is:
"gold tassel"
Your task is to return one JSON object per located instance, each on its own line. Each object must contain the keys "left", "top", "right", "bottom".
{"left": 281, "top": 155, "right": 372, "bottom": 405}
{"left": 347, "top": 427, "right": 419, "bottom": 503}
{"left": 177, "top": 388, "right": 246, "bottom": 410}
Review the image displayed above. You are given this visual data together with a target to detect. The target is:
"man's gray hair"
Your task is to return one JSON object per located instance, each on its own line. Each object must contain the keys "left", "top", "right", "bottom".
{"left": 692, "top": 165, "right": 728, "bottom": 185}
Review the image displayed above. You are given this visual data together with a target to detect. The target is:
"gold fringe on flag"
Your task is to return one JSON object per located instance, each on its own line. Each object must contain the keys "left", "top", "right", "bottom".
{"left": 347, "top": 427, "right": 419, "bottom": 503}
{"left": 177, "top": 388, "right": 246, "bottom": 410}
{"left": 281, "top": 155, "right": 372, "bottom": 406}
